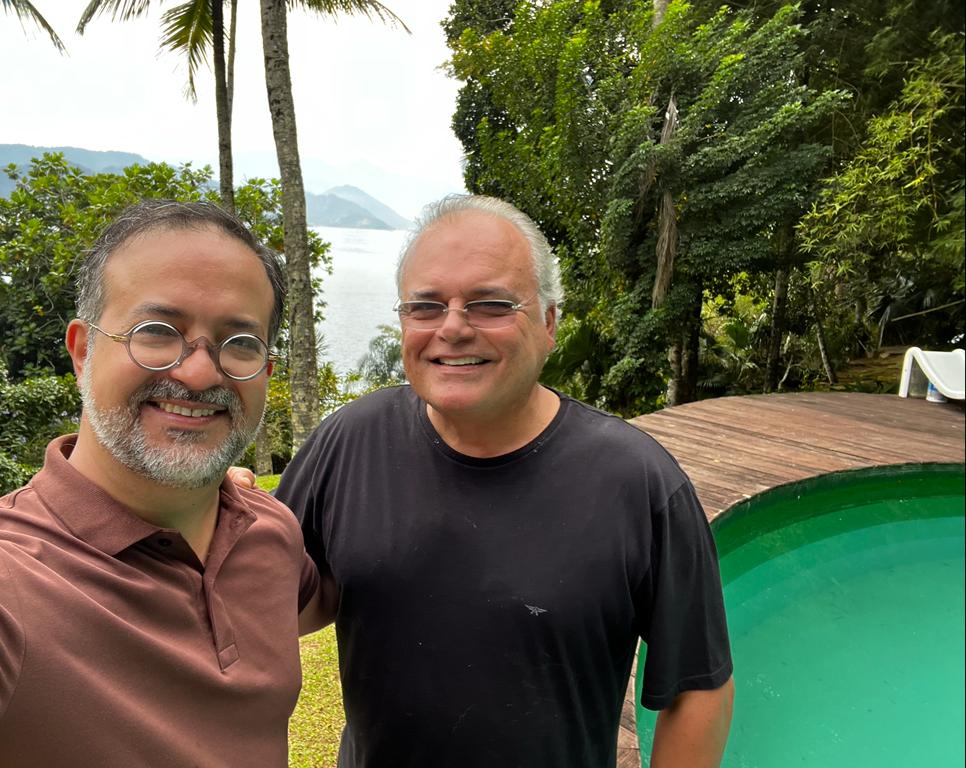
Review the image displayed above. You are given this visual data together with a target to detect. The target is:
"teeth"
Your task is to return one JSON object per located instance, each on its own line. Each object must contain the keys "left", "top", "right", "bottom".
{"left": 158, "top": 402, "right": 217, "bottom": 418}
{"left": 439, "top": 357, "right": 485, "bottom": 366}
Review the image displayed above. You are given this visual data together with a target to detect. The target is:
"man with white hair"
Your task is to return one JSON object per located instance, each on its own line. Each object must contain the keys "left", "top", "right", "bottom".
{"left": 276, "top": 194, "right": 734, "bottom": 767}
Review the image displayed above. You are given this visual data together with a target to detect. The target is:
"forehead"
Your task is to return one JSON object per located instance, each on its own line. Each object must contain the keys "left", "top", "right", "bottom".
{"left": 101, "top": 224, "right": 273, "bottom": 326}
{"left": 402, "top": 211, "right": 534, "bottom": 292}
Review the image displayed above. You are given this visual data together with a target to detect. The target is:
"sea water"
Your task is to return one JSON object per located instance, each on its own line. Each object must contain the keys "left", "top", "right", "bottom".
{"left": 312, "top": 225, "right": 410, "bottom": 375}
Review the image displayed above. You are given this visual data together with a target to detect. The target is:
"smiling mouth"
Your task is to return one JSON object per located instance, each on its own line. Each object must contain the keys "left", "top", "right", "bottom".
{"left": 434, "top": 357, "right": 488, "bottom": 366}
{"left": 152, "top": 401, "right": 224, "bottom": 418}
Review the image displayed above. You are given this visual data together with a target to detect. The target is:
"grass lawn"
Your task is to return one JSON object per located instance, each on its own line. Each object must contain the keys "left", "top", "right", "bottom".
{"left": 289, "top": 627, "right": 344, "bottom": 767}
{"left": 257, "top": 474, "right": 345, "bottom": 767}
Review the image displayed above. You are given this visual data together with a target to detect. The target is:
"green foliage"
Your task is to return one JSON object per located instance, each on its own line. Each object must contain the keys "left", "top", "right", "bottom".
{"left": 699, "top": 287, "right": 770, "bottom": 394}
{"left": 800, "top": 33, "right": 966, "bottom": 352}
{"left": 445, "top": 0, "right": 965, "bottom": 408}
{"left": 0, "top": 361, "right": 80, "bottom": 495}
{"left": 448, "top": 0, "right": 846, "bottom": 413}
{"left": 241, "top": 362, "right": 357, "bottom": 472}
{"left": 354, "top": 324, "right": 405, "bottom": 387}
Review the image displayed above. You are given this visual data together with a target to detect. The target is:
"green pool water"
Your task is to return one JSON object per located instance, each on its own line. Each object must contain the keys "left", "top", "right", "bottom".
{"left": 636, "top": 464, "right": 966, "bottom": 767}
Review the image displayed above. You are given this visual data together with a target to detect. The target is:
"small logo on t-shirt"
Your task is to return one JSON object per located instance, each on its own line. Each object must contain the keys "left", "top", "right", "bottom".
{"left": 525, "top": 604, "right": 548, "bottom": 616}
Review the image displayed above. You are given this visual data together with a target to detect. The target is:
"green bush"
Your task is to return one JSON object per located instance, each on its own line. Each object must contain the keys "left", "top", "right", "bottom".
{"left": 0, "top": 362, "right": 81, "bottom": 494}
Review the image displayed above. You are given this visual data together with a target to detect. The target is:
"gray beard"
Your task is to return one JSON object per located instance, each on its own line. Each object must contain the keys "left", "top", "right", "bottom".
{"left": 80, "top": 355, "right": 262, "bottom": 490}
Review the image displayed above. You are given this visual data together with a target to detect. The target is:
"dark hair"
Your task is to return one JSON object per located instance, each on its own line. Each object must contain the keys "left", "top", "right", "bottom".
{"left": 77, "top": 200, "right": 286, "bottom": 345}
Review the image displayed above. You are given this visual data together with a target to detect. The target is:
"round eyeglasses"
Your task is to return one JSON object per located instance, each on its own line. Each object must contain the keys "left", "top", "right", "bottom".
{"left": 394, "top": 298, "right": 533, "bottom": 330}
{"left": 87, "top": 320, "right": 271, "bottom": 381}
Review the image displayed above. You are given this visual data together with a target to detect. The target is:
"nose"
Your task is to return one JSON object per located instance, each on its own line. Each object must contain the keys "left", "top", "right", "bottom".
{"left": 436, "top": 305, "right": 475, "bottom": 343}
{"left": 168, "top": 340, "right": 225, "bottom": 390}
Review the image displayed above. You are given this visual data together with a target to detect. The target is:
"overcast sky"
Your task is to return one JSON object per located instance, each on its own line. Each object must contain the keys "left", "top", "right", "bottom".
{"left": 1, "top": 2, "right": 467, "bottom": 219}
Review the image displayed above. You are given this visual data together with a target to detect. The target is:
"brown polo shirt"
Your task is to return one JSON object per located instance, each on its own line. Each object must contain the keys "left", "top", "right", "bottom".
{"left": 0, "top": 435, "right": 320, "bottom": 767}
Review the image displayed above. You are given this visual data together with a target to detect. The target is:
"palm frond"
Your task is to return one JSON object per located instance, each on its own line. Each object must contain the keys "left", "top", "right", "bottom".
{"left": 77, "top": 0, "right": 153, "bottom": 33}
{"left": 299, "top": 0, "right": 410, "bottom": 34}
{"left": 3, "top": 0, "right": 66, "bottom": 50}
{"left": 160, "top": 0, "right": 213, "bottom": 102}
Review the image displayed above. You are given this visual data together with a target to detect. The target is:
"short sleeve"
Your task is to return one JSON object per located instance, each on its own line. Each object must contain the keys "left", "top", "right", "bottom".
{"left": 295, "top": 548, "right": 321, "bottom": 613}
{"left": 275, "top": 423, "right": 331, "bottom": 576}
{"left": 637, "top": 481, "right": 733, "bottom": 710}
{"left": 274, "top": 436, "right": 318, "bottom": 527}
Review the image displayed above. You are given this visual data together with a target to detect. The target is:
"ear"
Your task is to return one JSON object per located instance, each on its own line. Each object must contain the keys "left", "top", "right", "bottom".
{"left": 265, "top": 359, "right": 275, "bottom": 378}
{"left": 544, "top": 305, "right": 558, "bottom": 349}
{"left": 65, "top": 319, "right": 90, "bottom": 379}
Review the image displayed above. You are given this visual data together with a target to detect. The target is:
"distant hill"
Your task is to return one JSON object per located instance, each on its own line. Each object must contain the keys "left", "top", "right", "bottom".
{"left": 0, "top": 144, "right": 411, "bottom": 230}
{"left": 305, "top": 191, "right": 394, "bottom": 230}
{"left": 325, "top": 185, "right": 412, "bottom": 230}
{"left": 0, "top": 144, "right": 151, "bottom": 197}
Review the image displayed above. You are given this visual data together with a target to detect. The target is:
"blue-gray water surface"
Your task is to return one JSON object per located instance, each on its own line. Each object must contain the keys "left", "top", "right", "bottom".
{"left": 313, "top": 225, "right": 409, "bottom": 375}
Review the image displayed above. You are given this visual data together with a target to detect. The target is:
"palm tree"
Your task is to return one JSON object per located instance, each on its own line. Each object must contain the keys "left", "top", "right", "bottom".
{"left": 356, "top": 324, "right": 405, "bottom": 387}
{"left": 259, "top": 0, "right": 406, "bottom": 451}
{"left": 75, "top": 0, "right": 406, "bottom": 453}
{"left": 3, "top": 0, "right": 65, "bottom": 50}
{"left": 77, "top": 1, "right": 239, "bottom": 211}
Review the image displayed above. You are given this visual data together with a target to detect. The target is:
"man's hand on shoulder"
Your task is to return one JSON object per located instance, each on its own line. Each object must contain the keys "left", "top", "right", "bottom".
{"left": 227, "top": 466, "right": 257, "bottom": 490}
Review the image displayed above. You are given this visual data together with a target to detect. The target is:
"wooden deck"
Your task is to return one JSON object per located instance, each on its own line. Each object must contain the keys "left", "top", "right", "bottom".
{"left": 616, "top": 392, "right": 965, "bottom": 768}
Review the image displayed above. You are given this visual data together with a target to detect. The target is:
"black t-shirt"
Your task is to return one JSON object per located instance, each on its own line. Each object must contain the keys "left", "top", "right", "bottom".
{"left": 277, "top": 386, "right": 731, "bottom": 768}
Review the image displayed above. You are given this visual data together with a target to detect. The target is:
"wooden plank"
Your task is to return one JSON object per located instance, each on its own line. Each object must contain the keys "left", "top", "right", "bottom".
{"left": 617, "top": 393, "right": 964, "bottom": 767}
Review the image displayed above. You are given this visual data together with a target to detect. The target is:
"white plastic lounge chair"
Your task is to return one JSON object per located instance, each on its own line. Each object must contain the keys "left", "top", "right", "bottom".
{"left": 898, "top": 347, "right": 965, "bottom": 400}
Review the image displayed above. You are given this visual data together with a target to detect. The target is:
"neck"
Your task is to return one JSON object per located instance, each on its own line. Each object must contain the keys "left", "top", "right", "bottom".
{"left": 68, "top": 424, "right": 222, "bottom": 562}
{"left": 427, "top": 385, "right": 560, "bottom": 458}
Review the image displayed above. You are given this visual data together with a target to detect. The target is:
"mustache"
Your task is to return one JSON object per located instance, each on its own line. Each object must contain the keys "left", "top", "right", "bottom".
{"left": 133, "top": 378, "right": 240, "bottom": 412}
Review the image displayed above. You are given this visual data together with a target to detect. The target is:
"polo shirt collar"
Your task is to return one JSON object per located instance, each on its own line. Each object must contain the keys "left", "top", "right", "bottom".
{"left": 30, "top": 434, "right": 254, "bottom": 557}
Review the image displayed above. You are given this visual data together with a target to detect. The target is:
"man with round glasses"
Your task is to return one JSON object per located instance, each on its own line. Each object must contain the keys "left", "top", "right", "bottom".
{"left": 272, "top": 194, "right": 734, "bottom": 767}
{"left": 0, "top": 200, "right": 333, "bottom": 767}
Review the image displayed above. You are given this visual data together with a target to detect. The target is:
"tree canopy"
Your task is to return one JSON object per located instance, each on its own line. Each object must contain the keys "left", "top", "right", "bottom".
{"left": 446, "top": 0, "right": 965, "bottom": 413}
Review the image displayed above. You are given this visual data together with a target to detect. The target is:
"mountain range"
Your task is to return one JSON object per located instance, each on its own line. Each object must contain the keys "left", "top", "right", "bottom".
{"left": 0, "top": 144, "right": 412, "bottom": 231}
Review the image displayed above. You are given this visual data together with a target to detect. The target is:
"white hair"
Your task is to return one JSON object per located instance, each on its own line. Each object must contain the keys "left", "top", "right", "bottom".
{"left": 396, "top": 194, "right": 564, "bottom": 316}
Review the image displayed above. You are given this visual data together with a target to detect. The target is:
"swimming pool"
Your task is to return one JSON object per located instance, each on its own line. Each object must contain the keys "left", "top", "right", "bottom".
{"left": 635, "top": 463, "right": 965, "bottom": 767}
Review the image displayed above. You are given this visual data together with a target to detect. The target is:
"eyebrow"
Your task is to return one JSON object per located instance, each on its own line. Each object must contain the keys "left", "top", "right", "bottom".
{"left": 126, "top": 303, "right": 264, "bottom": 335}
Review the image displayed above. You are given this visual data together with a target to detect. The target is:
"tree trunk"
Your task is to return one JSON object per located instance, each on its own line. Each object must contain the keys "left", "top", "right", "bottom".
{"left": 666, "top": 337, "right": 683, "bottom": 406}
{"left": 765, "top": 265, "right": 789, "bottom": 392}
{"left": 255, "top": 420, "right": 273, "bottom": 476}
{"left": 260, "top": 0, "right": 320, "bottom": 451}
{"left": 810, "top": 288, "right": 837, "bottom": 385}
{"left": 650, "top": 97, "right": 678, "bottom": 309}
{"left": 227, "top": 0, "right": 237, "bottom": 113}
{"left": 669, "top": 290, "right": 701, "bottom": 406}
{"left": 212, "top": 0, "right": 234, "bottom": 213}
{"left": 680, "top": 291, "right": 701, "bottom": 403}
{"left": 651, "top": 1, "right": 681, "bottom": 407}
{"left": 651, "top": 94, "right": 681, "bottom": 403}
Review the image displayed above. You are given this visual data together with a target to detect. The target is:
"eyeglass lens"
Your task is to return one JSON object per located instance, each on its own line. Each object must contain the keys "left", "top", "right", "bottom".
{"left": 128, "top": 322, "right": 268, "bottom": 379}
{"left": 398, "top": 301, "right": 520, "bottom": 329}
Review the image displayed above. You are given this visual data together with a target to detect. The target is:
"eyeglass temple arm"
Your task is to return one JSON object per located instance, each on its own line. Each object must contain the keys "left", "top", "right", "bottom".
{"left": 86, "top": 322, "right": 129, "bottom": 344}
